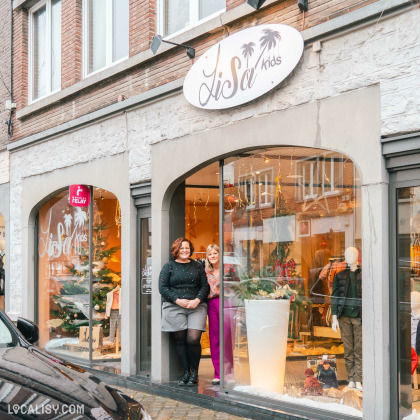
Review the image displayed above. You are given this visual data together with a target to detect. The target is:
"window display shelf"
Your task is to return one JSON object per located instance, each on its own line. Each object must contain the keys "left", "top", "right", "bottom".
{"left": 286, "top": 354, "right": 344, "bottom": 361}
{"left": 299, "top": 326, "right": 341, "bottom": 344}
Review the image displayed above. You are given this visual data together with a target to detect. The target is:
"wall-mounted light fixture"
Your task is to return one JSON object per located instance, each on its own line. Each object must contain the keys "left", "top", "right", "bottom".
{"left": 4, "top": 100, "right": 16, "bottom": 136}
{"left": 298, "top": 0, "right": 308, "bottom": 12}
{"left": 247, "top": 0, "right": 267, "bottom": 9}
{"left": 150, "top": 34, "right": 195, "bottom": 59}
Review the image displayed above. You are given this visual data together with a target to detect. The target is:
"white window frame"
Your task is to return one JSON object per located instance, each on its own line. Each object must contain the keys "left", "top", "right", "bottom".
{"left": 239, "top": 174, "right": 256, "bottom": 210}
{"left": 238, "top": 170, "right": 273, "bottom": 209}
{"left": 257, "top": 169, "right": 274, "bottom": 208}
{"left": 28, "top": 0, "right": 61, "bottom": 104}
{"left": 322, "top": 156, "right": 343, "bottom": 196}
{"left": 157, "top": 0, "right": 226, "bottom": 39}
{"left": 83, "top": 0, "right": 129, "bottom": 78}
{"left": 296, "top": 153, "right": 344, "bottom": 201}
{"left": 301, "top": 159, "right": 319, "bottom": 200}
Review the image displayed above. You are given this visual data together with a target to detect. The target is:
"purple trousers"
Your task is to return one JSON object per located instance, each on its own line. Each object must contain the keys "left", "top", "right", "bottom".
{"left": 207, "top": 296, "right": 234, "bottom": 379}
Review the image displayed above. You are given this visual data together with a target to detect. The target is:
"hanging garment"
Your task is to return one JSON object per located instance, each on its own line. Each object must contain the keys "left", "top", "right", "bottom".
{"left": 412, "top": 314, "right": 420, "bottom": 350}
{"left": 412, "top": 347, "right": 419, "bottom": 375}
{"left": 109, "top": 309, "right": 121, "bottom": 343}
{"left": 319, "top": 260, "right": 347, "bottom": 295}
{"left": 0, "top": 267, "right": 4, "bottom": 296}
{"left": 106, "top": 286, "right": 121, "bottom": 317}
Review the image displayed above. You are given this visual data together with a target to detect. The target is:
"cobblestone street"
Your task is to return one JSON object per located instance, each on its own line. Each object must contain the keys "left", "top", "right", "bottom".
{"left": 118, "top": 387, "right": 250, "bottom": 420}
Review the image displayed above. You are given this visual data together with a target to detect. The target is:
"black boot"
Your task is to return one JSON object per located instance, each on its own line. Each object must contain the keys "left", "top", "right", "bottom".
{"left": 178, "top": 369, "right": 190, "bottom": 386}
{"left": 187, "top": 369, "right": 198, "bottom": 386}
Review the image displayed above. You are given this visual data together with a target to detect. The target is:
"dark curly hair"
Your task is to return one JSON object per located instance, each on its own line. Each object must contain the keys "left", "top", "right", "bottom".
{"left": 171, "top": 237, "right": 194, "bottom": 260}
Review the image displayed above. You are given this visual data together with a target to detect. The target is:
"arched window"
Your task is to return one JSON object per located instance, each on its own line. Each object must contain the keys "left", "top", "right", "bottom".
{"left": 180, "top": 146, "right": 363, "bottom": 415}
{"left": 37, "top": 187, "right": 122, "bottom": 363}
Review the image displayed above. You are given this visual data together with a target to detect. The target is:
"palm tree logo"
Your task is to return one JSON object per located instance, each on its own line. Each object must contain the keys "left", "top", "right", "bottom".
{"left": 74, "top": 207, "right": 87, "bottom": 231}
{"left": 255, "top": 29, "right": 281, "bottom": 68}
{"left": 64, "top": 213, "right": 73, "bottom": 236}
{"left": 241, "top": 42, "right": 256, "bottom": 68}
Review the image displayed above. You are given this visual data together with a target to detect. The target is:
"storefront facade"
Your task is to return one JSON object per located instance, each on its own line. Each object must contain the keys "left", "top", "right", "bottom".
{"left": 151, "top": 85, "right": 387, "bottom": 418}
{"left": 5, "top": 0, "right": 420, "bottom": 418}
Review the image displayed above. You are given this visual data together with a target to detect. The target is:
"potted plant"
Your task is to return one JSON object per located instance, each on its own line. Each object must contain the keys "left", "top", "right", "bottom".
{"left": 234, "top": 279, "right": 300, "bottom": 394}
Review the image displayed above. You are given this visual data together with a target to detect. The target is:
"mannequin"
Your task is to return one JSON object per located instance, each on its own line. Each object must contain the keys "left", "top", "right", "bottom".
{"left": 331, "top": 247, "right": 363, "bottom": 391}
{"left": 105, "top": 285, "right": 121, "bottom": 350}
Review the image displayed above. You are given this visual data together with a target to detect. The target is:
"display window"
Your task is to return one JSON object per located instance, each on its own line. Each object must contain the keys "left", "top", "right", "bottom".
{"left": 183, "top": 147, "right": 363, "bottom": 416}
{"left": 396, "top": 186, "right": 420, "bottom": 419}
{"left": 37, "top": 188, "right": 122, "bottom": 364}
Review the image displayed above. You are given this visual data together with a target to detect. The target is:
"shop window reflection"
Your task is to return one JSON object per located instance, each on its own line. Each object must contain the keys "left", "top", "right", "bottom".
{"left": 37, "top": 188, "right": 122, "bottom": 363}
{"left": 397, "top": 186, "right": 420, "bottom": 418}
{"left": 222, "top": 147, "right": 363, "bottom": 416}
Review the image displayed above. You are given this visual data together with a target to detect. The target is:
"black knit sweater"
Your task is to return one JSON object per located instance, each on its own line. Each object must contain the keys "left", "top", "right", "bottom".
{"left": 159, "top": 259, "right": 209, "bottom": 304}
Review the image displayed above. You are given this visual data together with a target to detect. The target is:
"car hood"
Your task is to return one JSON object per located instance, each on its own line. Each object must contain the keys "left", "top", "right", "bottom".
{"left": 0, "top": 346, "right": 147, "bottom": 419}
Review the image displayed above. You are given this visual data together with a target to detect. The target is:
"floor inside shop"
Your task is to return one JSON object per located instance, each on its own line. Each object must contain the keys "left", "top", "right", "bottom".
{"left": 168, "top": 353, "right": 350, "bottom": 396}
{"left": 414, "top": 388, "right": 420, "bottom": 412}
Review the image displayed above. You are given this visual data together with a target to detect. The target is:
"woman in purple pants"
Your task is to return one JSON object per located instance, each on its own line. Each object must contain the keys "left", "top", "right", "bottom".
{"left": 205, "top": 244, "right": 236, "bottom": 385}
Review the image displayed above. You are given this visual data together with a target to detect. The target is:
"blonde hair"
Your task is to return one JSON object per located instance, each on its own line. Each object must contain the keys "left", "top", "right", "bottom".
{"left": 205, "top": 244, "right": 219, "bottom": 272}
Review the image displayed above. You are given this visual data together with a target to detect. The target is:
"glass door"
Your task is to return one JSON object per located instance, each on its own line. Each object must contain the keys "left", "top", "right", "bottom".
{"left": 395, "top": 184, "right": 420, "bottom": 418}
{"left": 137, "top": 212, "right": 152, "bottom": 374}
{"left": 221, "top": 147, "right": 363, "bottom": 417}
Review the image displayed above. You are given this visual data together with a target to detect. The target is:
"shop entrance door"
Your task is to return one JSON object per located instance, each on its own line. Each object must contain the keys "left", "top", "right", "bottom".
{"left": 0, "top": 212, "right": 4, "bottom": 311}
{"left": 391, "top": 171, "right": 420, "bottom": 419}
{"left": 137, "top": 208, "right": 152, "bottom": 375}
{"left": 184, "top": 163, "right": 220, "bottom": 380}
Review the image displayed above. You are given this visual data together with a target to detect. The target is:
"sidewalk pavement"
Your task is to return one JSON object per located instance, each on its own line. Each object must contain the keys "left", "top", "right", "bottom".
{"left": 116, "top": 386, "right": 251, "bottom": 420}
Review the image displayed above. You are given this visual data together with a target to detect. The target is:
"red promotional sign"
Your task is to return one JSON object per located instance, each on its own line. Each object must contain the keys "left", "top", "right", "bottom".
{"left": 69, "top": 185, "right": 90, "bottom": 207}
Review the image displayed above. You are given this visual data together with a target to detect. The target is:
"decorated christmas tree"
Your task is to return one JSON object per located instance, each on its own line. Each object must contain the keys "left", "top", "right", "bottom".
{"left": 268, "top": 175, "right": 297, "bottom": 277}
{"left": 51, "top": 210, "right": 120, "bottom": 336}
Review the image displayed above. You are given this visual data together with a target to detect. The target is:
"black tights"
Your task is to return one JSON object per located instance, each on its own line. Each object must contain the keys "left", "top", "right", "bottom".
{"left": 172, "top": 329, "right": 202, "bottom": 371}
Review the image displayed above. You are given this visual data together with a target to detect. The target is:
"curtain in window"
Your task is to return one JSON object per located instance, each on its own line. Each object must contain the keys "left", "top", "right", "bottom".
{"left": 33, "top": 6, "right": 47, "bottom": 100}
{"left": 51, "top": 0, "right": 61, "bottom": 92}
{"left": 199, "top": 0, "right": 225, "bottom": 20}
{"left": 113, "top": 0, "right": 129, "bottom": 62}
{"left": 88, "top": 0, "right": 106, "bottom": 74}
{"left": 165, "top": 0, "right": 189, "bottom": 36}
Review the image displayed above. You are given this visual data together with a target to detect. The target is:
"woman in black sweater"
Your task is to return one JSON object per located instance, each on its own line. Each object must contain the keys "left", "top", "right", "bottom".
{"left": 159, "top": 237, "right": 210, "bottom": 386}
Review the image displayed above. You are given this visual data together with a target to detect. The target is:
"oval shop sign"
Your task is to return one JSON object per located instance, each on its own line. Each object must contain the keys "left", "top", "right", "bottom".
{"left": 183, "top": 24, "right": 304, "bottom": 110}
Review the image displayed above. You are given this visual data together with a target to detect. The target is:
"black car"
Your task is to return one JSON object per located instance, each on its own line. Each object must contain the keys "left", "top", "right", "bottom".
{"left": 0, "top": 309, "right": 151, "bottom": 419}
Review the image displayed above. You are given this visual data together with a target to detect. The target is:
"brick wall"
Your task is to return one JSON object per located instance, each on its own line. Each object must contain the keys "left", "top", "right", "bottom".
{"left": 13, "top": 8, "right": 28, "bottom": 115}
{"left": 62, "top": 0, "right": 83, "bottom": 89}
{"left": 0, "top": 4, "right": 11, "bottom": 149}
{"left": 129, "top": 0, "right": 156, "bottom": 57}
{"left": 227, "top": 0, "right": 247, "bottom": 11}
{"left": 12, "top": 0, "right": 381, "bottom": 142}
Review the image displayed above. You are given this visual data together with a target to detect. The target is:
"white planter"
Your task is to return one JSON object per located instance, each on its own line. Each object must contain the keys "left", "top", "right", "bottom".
{"left": 245, "top": 299, "right": 290, "bottom": 394}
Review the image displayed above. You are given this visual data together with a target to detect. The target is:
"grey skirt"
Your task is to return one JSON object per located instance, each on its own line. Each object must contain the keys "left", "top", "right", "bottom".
{"left": 161, "top": 302, "right": 207, "bottom": 332}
